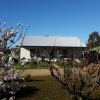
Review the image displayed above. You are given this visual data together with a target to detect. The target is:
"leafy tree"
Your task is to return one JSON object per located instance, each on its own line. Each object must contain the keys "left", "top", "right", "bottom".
{"left": 87, "top": 31, "right": 100, "bottom": 48}
{"left": 87, "top": 31, "right": 100, "bottom": 49}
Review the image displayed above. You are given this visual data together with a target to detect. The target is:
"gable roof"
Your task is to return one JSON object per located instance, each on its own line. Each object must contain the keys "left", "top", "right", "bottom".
{"left": 18, "top": 36, "right": 86, "bottom": 47}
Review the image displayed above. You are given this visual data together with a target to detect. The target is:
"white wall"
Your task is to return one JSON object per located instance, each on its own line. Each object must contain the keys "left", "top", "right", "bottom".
{"left": 20, "top": 47, "right": 31, "bottom": 61}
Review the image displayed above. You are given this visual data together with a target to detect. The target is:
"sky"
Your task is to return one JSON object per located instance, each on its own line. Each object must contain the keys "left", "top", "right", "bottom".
{"left": 0, "top": 0, "right": 100, "bottom": 44}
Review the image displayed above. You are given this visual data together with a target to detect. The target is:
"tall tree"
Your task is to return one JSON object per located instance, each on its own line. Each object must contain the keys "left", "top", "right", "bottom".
{"left": 87, "top": 31, "right": 100, "bottom": 49}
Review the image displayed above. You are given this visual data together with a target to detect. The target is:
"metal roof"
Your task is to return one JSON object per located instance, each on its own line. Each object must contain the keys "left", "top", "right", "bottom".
{"left": 18, "top": 36, "right": 86, "bottom": 47}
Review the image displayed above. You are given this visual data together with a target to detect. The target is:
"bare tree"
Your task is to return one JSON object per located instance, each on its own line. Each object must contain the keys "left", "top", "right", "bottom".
{"left": 48, "top": 48, "right": 100, "bottom": 100}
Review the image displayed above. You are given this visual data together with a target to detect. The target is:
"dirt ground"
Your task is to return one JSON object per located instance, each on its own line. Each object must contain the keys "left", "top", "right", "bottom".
{"left": 20, "top": 69, "right": 51, "bottom": 76}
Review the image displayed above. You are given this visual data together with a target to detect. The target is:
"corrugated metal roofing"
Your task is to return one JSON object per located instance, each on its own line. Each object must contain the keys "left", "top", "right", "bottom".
{"left": 18, "top": 36, "right": 86, "bottom": 47}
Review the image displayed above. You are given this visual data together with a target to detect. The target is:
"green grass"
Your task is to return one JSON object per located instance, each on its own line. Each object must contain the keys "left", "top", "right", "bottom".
{"left": 89, "top": 88, "right": 100, "bottom": 100}
{"left": 16, "top": 62, "right": 49, "bottom": 69}
{"left": 16, "top": 76, "right": 71, "bottom": 100}
{"left": 16, "top": 75, "right": 100, "bottom": 100}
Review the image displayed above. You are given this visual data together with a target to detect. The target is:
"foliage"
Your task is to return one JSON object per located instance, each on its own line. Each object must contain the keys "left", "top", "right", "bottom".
{"left": 56, "top": 59, "right": 73, "bottom": 68}
{"left": 64, "top": 59, "right": 73, "bottom": 68}
{"left": 16, "top": 61, "right": 48, "bottom": 69}
{"left": 28, "top": 59, "right": 48, "bottom": 69}
{"left": 87, "top": 31, "right": 100, "bottom": 49}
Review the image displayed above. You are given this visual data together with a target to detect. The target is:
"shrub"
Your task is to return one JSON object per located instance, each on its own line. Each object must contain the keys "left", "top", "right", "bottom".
{"left": 15, "top": 60, "right": 48, "bottom": 69}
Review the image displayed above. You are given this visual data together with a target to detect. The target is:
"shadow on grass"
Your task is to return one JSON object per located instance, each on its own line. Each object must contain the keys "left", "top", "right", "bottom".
{"left": 16, "top": 87, "right": 39, "bottom": 98}
{"left": 26, "top": 79, "right": 45, "bottom": 82}
{"left": 25, "top": 75, "right": 45, "bottom": 82}
{"left": 16, "top": 78, "right": 45, "bottom": 98}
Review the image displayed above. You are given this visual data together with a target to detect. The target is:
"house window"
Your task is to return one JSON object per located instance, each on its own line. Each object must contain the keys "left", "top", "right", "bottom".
{"left": 30, "top": 49, "right": 35, "bottom": 57}
{"left": 63, "top": 49, "right": 67, "bottom": 58}
{"left": 42, "top": 49, "right": 49, "bottom": 58}
{"left": 36, "top": 50, "right": 41, "bottom": 57}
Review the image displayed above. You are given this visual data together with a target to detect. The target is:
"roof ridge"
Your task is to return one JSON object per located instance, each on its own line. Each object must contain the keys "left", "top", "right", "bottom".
{"left": 25, "top": 35, "right": 79, "bottom": 38}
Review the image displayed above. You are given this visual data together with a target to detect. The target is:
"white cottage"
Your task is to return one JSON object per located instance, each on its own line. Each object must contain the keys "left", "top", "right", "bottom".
{"left": 18, "top": 36, "right": 86, "bottom": 61}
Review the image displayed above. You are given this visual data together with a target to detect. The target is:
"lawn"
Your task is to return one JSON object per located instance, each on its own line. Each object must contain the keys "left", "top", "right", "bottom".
{"left": 16, "top": 76, "right": 71, "bottom": 100}
{"left": 16, "top": 75, "right": 100, "bottom": 100}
